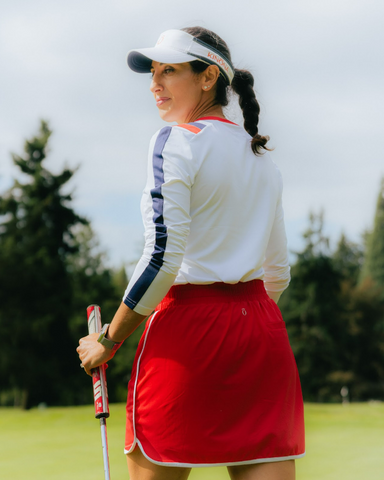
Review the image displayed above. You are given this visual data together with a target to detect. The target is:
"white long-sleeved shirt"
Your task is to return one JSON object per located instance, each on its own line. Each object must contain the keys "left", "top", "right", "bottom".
{"left": 123, "top": 117, "right": 290, "bottom": 315}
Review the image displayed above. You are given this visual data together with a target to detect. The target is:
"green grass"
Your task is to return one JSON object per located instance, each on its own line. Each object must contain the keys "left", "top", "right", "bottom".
{"left": 0, "top": 403, "right": 383, "bottom": 479}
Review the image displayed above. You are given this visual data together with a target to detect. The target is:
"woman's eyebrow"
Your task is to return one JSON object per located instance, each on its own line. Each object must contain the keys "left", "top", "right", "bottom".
{"left": 150, "top": 63, "right": 165, "bottom": 70}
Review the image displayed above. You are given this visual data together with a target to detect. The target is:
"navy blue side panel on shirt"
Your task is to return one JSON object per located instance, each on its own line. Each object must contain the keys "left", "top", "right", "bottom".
{"left": 124, "top": 127, "right": 172, "bottom": 310}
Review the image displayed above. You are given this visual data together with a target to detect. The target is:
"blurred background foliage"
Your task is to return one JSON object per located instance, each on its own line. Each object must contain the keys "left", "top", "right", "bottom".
{"left": 279, "top": 185, "right": 384, "bottom": 402}
{"left": 0, "top": 121, "right": 144, "bottom": 409}
{"left": 0, "top": 121, "right": 383, "bottom": 408}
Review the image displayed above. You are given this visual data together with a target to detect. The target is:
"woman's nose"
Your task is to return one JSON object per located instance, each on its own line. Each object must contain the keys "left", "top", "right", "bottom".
{"left": 150, "top": 74, "right": 163, "bottom": 93}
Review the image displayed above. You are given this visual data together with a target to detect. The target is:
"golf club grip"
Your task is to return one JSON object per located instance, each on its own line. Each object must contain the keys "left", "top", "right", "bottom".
{"left": 86, "top": 305, "right": 110, "bottom": 419}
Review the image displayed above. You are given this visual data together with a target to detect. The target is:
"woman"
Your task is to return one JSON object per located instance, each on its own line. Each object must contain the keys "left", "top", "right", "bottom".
{"left": 77, "top": 26, "right": 305, "bottom": 480}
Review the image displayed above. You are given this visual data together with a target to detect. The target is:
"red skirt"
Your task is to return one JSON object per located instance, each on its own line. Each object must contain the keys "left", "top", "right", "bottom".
{"left": 125, "top": 280, "right": 305, "bottom": 466}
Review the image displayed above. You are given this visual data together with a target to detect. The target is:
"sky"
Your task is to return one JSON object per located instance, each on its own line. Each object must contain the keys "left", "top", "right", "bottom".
{"left": 1, "top": 0, "right": 383, "bottom": 269}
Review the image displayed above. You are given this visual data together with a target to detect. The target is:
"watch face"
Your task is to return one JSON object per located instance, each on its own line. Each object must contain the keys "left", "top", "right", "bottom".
{"left": 97, "top": 324, "right": 109, "bottom": 344}
{"left": 97, "top": 323, "right": 121, "bottom": 351}
{"left": 102, "top": 323, "right": 109, "bottom": 334}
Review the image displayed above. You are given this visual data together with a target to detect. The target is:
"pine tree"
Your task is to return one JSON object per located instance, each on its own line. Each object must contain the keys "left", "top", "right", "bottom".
{"left": 361, "top": 178, "right": 384, "bottom": 289}
{"left": 333, "top": 233, "right": 363, "bottom": 287}
{"left": 0, "top": 121, "right": 148, "bottom": 407}
{"left": 280, "top": 211, "right": 384, "bottom": 401}
{"left": 0, "top": 121, "right": 87, "bottom": 408}
{"left": 279, "top": 212, "right": 346, "bottom": 401}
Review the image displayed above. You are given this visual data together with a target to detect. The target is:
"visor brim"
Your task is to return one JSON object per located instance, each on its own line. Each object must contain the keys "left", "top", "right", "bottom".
{"left": 127, "top": 48, "right": 196, "bottom": 73}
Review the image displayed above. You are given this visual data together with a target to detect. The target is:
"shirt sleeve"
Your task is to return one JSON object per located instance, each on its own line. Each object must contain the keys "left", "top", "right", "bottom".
{"left": 263, "top": 169, "right": 291, "bottom": 298}
{"left": 123, "top": 126, "right": 199, "bottom": 315}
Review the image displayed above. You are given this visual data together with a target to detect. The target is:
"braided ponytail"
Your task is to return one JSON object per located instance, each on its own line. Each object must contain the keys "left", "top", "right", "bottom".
{"left": 231, "top": 69, "right": 270, "bottom": 155}
{"left": 183, "top": 26, "right": 270, "bottom": 156}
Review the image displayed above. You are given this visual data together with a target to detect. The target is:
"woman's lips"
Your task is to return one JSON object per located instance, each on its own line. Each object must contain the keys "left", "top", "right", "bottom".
{"left": 156, "top": 97, "right": 170, "bottom": 107}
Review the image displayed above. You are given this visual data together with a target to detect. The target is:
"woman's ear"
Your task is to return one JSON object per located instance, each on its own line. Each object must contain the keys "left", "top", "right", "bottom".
{"left": 202, "top": 65, "right": 220, "bottom": 88}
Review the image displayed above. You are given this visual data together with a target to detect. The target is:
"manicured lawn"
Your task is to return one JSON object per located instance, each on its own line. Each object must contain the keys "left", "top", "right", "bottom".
{"left": 0, "top": 403, "right": 383, "bottom": 479}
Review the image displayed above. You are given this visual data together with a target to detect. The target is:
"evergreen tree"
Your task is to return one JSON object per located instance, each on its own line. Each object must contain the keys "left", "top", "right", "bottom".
{"left": 353, "top": 179, "right": 384, "bottom": 397}
{"left": 0, "top": 121, "right": 147, "bottom": 407}
{"left": 279, "top": 212, "right": 346, "bottom": 401}
{"left": 335, "top": 221, "right": 384, "bottom": 401}
{"left": 340, "top": 278, "right": 384, "bottom": 400}
{"left": 0, "top": 121, "right": 87, "bottom": 408}
{"left": 280, "top": 212, "right": 384, "bottom": 401}
{"left": 361, "top": 178, "right": 384, "bottom": 289}
{"left": 333, "top": 233, "right": 363, "bottom": 287}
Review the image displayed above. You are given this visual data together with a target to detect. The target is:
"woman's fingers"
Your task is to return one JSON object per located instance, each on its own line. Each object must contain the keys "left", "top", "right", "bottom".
{"left": 76, "top": 333, "right": 113, "bottom": 376}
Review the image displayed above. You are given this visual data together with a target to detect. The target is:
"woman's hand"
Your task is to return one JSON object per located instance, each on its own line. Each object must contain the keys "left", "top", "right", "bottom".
{"left": 76, "top": 302, "right": 148, "bottom": 376}
{"left": 76, "top": 333, "right": 115, "bottom": 376}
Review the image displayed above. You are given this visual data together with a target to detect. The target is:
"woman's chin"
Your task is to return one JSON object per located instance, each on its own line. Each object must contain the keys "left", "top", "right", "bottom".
{"left": 158, "top": 110, "right": 175, "bottom": 123}
{"left": 158, "top": 107, "right": 185, "bottom": 124}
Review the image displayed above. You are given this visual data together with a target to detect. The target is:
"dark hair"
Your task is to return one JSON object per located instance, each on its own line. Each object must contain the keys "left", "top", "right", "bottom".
{"left": 182, "top": 26, "right": 270, "bottom": 156}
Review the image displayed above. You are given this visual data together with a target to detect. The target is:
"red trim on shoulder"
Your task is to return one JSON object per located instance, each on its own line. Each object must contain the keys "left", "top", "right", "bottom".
{"left": 175, "top": 124, "right": 202, "bottom": 134}
{"left": 196, "top": 116, "right": 238, "bottom": 125}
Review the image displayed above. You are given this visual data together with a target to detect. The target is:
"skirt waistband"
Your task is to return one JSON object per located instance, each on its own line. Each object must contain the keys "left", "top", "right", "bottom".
{"left": 158, "top": 280, "right": 266, "bottom": 309}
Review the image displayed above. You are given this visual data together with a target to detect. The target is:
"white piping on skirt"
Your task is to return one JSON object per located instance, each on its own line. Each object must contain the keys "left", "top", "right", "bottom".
{"left": 125, "top": 439, "right": 306, "bottom": 467}
{"left": 124, "top": 311, "right": 158, "bottom": 454}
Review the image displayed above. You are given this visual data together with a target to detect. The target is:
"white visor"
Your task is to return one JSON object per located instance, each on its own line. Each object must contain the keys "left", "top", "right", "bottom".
{"left": 127, "top": 29, "right": 234, "bottom": 85}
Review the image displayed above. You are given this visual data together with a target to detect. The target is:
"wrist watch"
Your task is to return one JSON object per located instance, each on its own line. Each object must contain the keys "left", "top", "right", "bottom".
{"left": 97, "top": 324, "right": 122, "bottom": 352}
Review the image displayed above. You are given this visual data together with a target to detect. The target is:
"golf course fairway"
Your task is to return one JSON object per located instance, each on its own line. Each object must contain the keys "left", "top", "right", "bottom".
{"left": 1, "top": 402, "right": 383, "bottom": 479}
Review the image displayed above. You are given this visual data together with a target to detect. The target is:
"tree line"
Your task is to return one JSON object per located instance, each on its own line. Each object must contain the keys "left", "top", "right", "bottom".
{"left": 1, "top": 121, "right": 383, "bottom": 408}
{"left": 279, "top": 186, "right": 384, "bottom": 402}
{"left": 0, "top": 121, "right": 144, "bottom": 409}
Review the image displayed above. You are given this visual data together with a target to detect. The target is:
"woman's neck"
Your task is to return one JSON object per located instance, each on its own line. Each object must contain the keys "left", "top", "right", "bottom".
{"left": 181, "top": 103, "right": 225, "bottom": 124}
